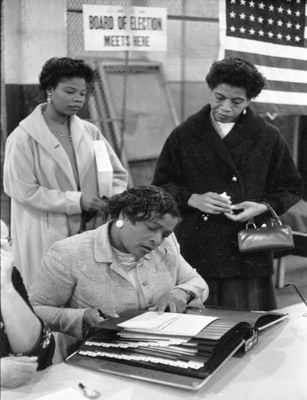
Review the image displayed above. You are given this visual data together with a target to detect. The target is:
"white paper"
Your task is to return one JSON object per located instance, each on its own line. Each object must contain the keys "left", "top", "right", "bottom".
{"left": 93, "top": 140, "right": 113, "bottom": 198}
{"left": 118, "top": 311, "right": 218, "bottom": 336}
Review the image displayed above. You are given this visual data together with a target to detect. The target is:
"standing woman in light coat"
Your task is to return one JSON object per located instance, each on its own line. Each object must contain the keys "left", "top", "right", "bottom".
{"left": 4, "top": 57, "right": 128, "bottom": 290}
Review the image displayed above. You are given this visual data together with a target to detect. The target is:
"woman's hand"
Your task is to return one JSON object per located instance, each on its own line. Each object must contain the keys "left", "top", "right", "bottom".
{"left": 0, "top": 356, "right": 38, "bottom": 388}
{"left": 83, "top": 308, "right": 119, "bottom": 329}
{"left": 225, "top": 201, "right": 268, "bottom": 222}
{"left": 188, "top": 192, "right": 232, "bottom": 214}
{"left": 0, "top": 247, "right": 14, "bottom": 290}
{"left": 148, "top": 288, "right": 190, "bottom": 313}
{"left": 80, "top": 194, "right": 107, "bottom": 212}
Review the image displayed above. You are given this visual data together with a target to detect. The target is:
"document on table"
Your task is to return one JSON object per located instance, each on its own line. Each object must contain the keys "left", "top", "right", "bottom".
{"left": 118, "top": 311, "right": 218, "bottom": 336}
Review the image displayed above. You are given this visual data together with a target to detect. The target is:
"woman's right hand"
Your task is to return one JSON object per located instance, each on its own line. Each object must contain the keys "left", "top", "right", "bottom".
{"left": 83, "top": 308, "right": 119, "bottom": 328}
{"left": 187, "top": 192, "right": 232, "bottom": 214}
{"left": 80, "top": 194, "right": 107, "bottom": 212}
{"left": 0, "top": 356, "right": 38, "bottom": 388}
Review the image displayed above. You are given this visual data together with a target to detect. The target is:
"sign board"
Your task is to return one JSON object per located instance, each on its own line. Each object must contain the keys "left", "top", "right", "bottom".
{"left": 83, "top": 5, "right": 167, "bottom": 51}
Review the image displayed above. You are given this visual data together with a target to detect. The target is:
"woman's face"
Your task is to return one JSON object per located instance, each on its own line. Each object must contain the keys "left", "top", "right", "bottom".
{"left": 210, "top": 83, "right": 251, "bottom": 123}
{"left": 49, "top": 77, "right": 87, "bottom": 117}
{"left": 118, "top": 213, "right": 179, "bottom": 258}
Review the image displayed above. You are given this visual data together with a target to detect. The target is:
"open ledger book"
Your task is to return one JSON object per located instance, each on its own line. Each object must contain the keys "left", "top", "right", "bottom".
{"left": 65, "top": 307, "right": 287, "bottom": 391}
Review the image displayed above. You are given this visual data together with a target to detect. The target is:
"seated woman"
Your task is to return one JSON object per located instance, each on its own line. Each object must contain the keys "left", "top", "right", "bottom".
{"left": 30, "top": 186, "right": 209, "bottom": 356}
{"left": 0, "top": 220, "right": 55, "bottom": 389}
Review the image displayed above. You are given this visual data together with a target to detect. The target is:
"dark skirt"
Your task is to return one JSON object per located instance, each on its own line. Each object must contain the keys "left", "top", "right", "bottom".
{"left": 205, "top": 276, "right": 277, "bottom": 311}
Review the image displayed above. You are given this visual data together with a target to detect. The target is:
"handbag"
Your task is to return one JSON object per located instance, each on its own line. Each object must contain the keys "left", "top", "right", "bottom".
{"left": 238, "top": 203, "right": 294, "bottom": 253}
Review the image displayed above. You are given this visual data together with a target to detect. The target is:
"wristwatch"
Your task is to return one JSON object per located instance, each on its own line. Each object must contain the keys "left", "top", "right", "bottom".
{"left": 178, "top": 288, "right": 195, "bottom": 304}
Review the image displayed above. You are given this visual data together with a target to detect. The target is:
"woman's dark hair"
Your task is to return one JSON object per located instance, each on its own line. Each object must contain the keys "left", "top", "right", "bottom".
{"left": 107, "top": 185, "right": 181, "bottom": 223}
{"left": 39, "top": 57, "right": 94, "bottom": 93}
{"left": 205, "top": 57, "right": 266, "bottom": 99}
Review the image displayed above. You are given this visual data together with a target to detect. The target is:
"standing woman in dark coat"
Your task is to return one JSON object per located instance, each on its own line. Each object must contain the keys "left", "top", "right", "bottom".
{"left": 152, "top": 57, "right": 303, "bottom": 311}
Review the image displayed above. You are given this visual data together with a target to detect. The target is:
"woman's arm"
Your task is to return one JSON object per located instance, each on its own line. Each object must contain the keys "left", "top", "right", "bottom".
{"left": 152, "top": 130, "right": 193, "bottom": 211}
{"left": 1, "top": 250, "right": 42, "bottom": 354}
{"left": 29, "top": 243, "right": 86, "bottom": 340}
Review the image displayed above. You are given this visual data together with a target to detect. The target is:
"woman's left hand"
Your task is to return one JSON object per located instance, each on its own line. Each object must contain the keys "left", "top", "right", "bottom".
{"left": 224, "top": 201, "right": 268, "bottom": 222}
{"left": 148, "top": 289, "right": 188, "bottom": 313}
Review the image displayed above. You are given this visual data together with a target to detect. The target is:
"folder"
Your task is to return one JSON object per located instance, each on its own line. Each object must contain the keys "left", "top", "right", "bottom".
{"left": 65, "top": 308, "right": 287, "bottom": 391}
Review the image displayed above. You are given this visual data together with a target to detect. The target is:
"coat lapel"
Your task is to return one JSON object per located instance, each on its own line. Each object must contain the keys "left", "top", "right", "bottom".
{"left": 191, "top": 106, "right": 239, "bottom": 173}
{"left": 20, "top": 104, "right": 78, "bottom": 189}
{"left": 191, "top": 106, "right": 257, "bottom": 174}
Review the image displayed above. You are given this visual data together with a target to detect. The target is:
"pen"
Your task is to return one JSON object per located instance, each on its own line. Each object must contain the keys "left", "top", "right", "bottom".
{"left": 78, "top": 382, "right": 100, "bottom": 399}
{"left": 98, "top": 309, "right": 108, "bottom": 319}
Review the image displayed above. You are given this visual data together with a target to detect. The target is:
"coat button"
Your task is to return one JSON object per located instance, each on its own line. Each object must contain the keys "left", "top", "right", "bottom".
{"left": 232, "top": 176, "right": 238, "bottom": 182}
{"left": 142, "top": 281, "right": 148, "bottom": 286}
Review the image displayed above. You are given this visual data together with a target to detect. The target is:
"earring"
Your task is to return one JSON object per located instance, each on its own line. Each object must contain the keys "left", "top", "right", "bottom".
{"left": 242, "top": 108, "right": 247, "bottom": 115}
{"left": 115, "top": 220, "right": 124, "bottom": 229}
{"left": 47, "top": 92, "right": 52, "bottom": 104}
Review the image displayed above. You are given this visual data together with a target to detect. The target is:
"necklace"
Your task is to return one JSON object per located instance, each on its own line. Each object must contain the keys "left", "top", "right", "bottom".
{"left": 43, "top": 109, "right": 72, "bottom": 140}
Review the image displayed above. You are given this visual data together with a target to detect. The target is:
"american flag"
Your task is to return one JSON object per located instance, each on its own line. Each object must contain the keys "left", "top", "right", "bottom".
{"left": 218, "top": 0, "right": 307, "bottom": 116}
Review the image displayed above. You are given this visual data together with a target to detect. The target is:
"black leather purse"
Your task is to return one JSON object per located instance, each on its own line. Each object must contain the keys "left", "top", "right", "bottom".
{"left": 238, "top": 203, "right": 294, "bottom": 253}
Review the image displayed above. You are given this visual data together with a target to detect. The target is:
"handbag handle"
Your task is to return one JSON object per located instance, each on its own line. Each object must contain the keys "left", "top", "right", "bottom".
{"left": 245, "top": 202, "right": 282, "bottom": 229}
{"left": 261, "top": 202, "right": 283, "bottom": 226}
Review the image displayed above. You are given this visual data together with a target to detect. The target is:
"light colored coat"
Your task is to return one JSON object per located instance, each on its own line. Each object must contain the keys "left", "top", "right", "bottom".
{"left": 4, "top": 104, "right": 128, "bottom": 289}
{"left": 30, "top": 222, "right": 209, "bottom": 342}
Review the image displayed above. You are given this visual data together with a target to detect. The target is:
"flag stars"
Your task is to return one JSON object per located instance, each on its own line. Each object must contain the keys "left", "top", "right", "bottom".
{"left": 226, "top": 0, "right": 304, "bottom": 47}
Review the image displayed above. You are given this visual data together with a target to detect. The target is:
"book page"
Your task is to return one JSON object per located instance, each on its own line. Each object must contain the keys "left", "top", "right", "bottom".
{"left": 118, "top": 311, "right": 218, "bottom": 336}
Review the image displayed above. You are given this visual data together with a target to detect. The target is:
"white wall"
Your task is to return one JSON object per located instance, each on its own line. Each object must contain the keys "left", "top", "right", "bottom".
{"left": 4, "top": 0, "right": 67, "bottom": 85}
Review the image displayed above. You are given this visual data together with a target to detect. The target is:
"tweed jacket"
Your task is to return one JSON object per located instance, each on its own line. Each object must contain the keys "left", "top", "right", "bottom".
{"left": 4, "top": 104, "right": 128, "bottom": 289}
{"left": 152, "top": 105, "right": 303, "bottom": 279}
{"left": 30, "top": 222, "right": 208, "bottom": 341}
